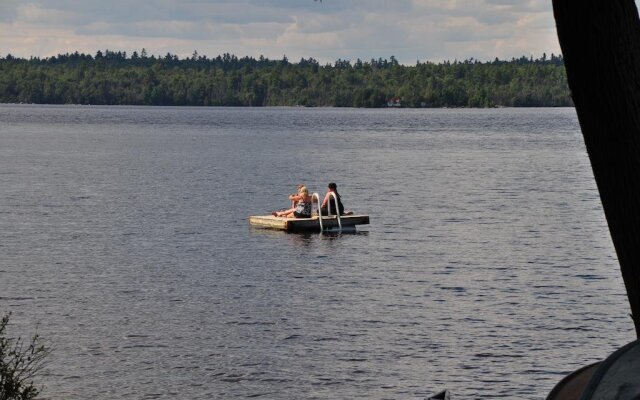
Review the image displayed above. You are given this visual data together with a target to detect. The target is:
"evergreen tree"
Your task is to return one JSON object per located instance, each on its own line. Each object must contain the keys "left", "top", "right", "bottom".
{"left": 0, "top": 52, "right": 571, "bottom": 107}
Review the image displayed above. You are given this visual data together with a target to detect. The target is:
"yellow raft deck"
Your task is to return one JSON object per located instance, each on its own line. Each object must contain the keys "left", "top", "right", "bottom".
{"left": 249, "top": 214, "right": 370, "bottom": 232}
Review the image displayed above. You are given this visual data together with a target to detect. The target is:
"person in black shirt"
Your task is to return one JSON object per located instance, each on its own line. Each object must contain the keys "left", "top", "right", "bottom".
{"left": 320, "top": 182, "right": 345, "bottom": 216}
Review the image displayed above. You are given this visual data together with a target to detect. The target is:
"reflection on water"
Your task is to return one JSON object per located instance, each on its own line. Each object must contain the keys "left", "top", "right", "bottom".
{"left": 0, "top": 105, "right": 633, "bottom": 400}
{"left": 249, "top": 226, "right": 368, "bottom": 247}
{"left": 318, "top": 228, "right": 366, "bottom": 237}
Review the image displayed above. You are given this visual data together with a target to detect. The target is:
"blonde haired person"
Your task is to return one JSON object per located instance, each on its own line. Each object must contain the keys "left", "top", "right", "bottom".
{"left": 290, "top": 184, "right": 304, "bottom": 208}
{"left": 273, "top": 186, "right": 312, "bottom": 218}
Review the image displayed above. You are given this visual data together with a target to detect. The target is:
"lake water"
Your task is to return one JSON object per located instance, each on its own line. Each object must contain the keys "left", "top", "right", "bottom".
{"left": 0, "top": 105, "right": 634, "bottom": 399}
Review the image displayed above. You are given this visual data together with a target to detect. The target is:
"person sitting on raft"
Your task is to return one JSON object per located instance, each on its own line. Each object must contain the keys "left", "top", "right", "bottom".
{"left": 290, "top": 184, "right": 304, "bottom": 208}
{"left": 273, "top": 186, "right": 312, "bottom": 218}
{"left": 274, "top": 184, "right": 304, "bottom": 213}
{"left": 320, "top": 182, "right": 345, "bottom": 216}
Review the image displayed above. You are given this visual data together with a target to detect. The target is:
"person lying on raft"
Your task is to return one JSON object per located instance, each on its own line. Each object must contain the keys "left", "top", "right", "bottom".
{"left": 273, "top": 186, "right": 312, "bottom": 218}
{"left": 320, "top": 182, "right": 347, "bottom": 216}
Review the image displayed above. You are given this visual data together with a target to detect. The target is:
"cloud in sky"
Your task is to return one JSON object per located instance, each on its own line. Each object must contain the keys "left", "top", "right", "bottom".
{"left": 0, "top": 0, "right": 581, "bottom": 63}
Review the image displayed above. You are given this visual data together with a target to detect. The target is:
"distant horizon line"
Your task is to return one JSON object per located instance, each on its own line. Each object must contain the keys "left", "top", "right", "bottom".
{"left": 1, "top": 50, "right": 564, "bottom": 66}
{"left": 0, "top": 103, "right": 577, "bottom": 109}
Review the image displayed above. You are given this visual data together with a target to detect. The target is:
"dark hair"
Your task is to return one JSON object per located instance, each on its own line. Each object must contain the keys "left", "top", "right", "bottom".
{"left": 327, "top": 182, "right": 340, "bottom": 201}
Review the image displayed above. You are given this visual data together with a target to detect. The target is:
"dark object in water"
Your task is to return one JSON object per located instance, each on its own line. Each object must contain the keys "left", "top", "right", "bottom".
{"left": 546, "top": 362, "right": 600, "bottom": 400}
{"left": 580, "top": 340, "right": 640, "bottom": 399}
{"left": 547, "top": 340, "right": 640, "bottom": 399}
{"left": 428, "top": 390, "right": 451, "bottom": 400}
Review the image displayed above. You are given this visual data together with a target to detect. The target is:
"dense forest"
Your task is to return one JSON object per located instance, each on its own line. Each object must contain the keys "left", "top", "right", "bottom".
{"left": 0, "top": 50, "right": 571, "bottom": 107}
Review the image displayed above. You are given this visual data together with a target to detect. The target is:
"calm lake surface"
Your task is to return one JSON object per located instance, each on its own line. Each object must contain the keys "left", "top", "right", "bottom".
{"left": 0, "top": 105, "right": 634, "bottom": 399}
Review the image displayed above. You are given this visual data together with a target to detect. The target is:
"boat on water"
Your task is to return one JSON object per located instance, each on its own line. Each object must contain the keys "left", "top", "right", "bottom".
{"left": 249, "top": 213, "right": 369, "bottom": 232}
{"left": 546, "top": 340, "right": 640, "bottom": 400}
{"left": 250, "top": 191, "right": 369, "bottom": 232}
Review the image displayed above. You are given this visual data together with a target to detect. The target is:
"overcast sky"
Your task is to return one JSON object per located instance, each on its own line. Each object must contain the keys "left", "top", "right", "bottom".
{"left": 0, "top": 0, "right": 616, "bottom": 64}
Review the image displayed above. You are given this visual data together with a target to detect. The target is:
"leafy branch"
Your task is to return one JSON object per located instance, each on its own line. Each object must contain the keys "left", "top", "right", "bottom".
{"left": 0, "top": 313, "right": 51, "bottom": 400}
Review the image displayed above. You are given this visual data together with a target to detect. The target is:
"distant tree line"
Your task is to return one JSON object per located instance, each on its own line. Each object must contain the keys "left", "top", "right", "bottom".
{"left": 0, "top": 50, "right": 571, "bottom": 107}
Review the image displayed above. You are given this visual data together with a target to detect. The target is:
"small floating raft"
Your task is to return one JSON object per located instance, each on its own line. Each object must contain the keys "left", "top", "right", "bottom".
{"left": 249, "top": 214, "right": 370, "bottom": 232}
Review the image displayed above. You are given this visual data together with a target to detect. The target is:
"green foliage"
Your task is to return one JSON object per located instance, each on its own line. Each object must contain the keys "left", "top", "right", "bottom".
{"left": 0, "top": 51, "right": 571, "bottom": 107}
{"left": 0, "top": 313, "right": 50, "bottom": 400}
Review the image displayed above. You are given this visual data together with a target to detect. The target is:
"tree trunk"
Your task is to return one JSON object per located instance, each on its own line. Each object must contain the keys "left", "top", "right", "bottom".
{"left": 552, "top": 1, "right": 640, "bottom": 337}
